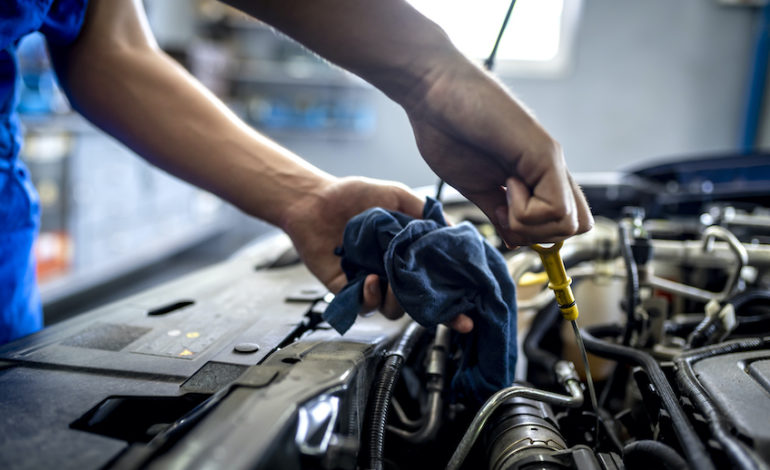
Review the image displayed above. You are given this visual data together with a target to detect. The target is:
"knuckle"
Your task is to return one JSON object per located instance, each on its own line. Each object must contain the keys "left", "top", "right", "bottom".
{"left": 578, "top": 217, "right": 595, "bottom": 234}
{"left": 533, "top": 138, "right": 563, "bottom": 164}
{"left": 548, "top": 203, "right": 570, "bottom": 221}
{"left": 532, "top": 201, "right": 569, "bottom": 223}
{"left": 559, "top": 216, "right": 580, "bottom": 237}
{"left": 547, "top": 139, "right": 563, "bottom": 159}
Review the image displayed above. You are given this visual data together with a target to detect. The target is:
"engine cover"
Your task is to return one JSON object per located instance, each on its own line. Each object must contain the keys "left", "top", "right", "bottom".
{"left": 693, "top": 350, "right": 770, "bottom": 461}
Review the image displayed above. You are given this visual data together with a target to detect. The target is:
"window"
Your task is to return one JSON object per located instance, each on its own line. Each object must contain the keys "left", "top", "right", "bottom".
{"left": 407, "top": 0, "right": 582, "bottom": 77}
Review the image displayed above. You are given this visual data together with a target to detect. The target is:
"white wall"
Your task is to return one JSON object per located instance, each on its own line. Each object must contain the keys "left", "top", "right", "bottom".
{"left": 509, "top": 0, "right": 756, "bottom": 172}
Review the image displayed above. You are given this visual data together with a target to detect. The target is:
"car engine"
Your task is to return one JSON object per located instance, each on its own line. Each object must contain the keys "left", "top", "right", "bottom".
{"left": 1, "top": 153, "right": 769, "bottom": 470}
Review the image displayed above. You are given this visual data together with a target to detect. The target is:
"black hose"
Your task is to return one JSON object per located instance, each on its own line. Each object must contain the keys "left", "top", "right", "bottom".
{"left": 675, "top": 336, "right": 770, "bottom": 470}
{"left": 728, "top": 289, "right": 770, "bottom": 312}
{"left": 364, "top": 323, "right": 423, "bottom": 470}
{"left": 667, "top": 289, "right": 770, "bottom": 338}
{"left": 618, "top": 223, "right": 640, "bottom": 346}
{"left": 687, "top": 317, "right": 723, "bottom": 349}
{"left": 580, "top": 324, "right": 715, "bottom": 470}
{"left": 523, "top": 301, "right": 561, "bottom": 374}
{"left": 623, "top": 440, "right": 688, "bottom": 470}
{"left": 680, "top": 335, "right": 770, "bottom": 361}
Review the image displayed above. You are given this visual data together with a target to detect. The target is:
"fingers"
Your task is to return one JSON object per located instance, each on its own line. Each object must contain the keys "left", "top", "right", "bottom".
{"left": 448, "top": 314, "right": 474, "bottom": 333}
{"left": 381, "top": 284, "right": 404, "bottom": 319}
{"left": 567, "top": 172, "right": 594, "bottom": 233}
{"left": 343, "top": 176, "right": 424, "bottom": 219}
{"left": 361, "top": 274, "right": 474, "bottom": 333}
{"left": 507, "top": 172, "right": 572, "bottom": 227}
{"left": 360, "top": 274, "right": 384, "bottom": 313}
{"left": 394, "top": 186, "right": 426, "bottom": 219}
{"left": 488, "top": 170, "right": 593, "bottom": 245}
{"left": 361, "top": 274, "right": 404, "bottom": 319}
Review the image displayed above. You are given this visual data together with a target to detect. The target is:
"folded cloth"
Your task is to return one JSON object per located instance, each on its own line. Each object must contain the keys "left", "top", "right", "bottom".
{"left": 323, "top": 197, "right": 517, "bottom": 404}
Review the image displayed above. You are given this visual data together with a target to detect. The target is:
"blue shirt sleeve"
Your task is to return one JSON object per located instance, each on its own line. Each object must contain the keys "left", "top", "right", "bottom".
{"left": 39, "top": 0, "right": 89, "bottom": 45}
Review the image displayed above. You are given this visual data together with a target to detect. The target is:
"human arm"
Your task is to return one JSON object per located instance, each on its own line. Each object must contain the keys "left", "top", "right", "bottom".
{"left": 47, "top": 0, "right": 473, "bottom": 330}
{"left": 223, "top": 0, "right": 594, "bottom": 245}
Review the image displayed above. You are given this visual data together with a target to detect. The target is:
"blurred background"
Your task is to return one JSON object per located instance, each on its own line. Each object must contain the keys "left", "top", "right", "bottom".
{"left": 17, "top": 0, "right": 769, "bottom": 323}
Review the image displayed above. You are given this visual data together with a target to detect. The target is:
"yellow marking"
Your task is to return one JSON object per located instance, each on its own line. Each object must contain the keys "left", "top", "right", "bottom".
{"left": 186, "top": 331, "right": 200, "bottom": 339}
{"left": 179, "top": 349, "right": 194, "bottom": 357}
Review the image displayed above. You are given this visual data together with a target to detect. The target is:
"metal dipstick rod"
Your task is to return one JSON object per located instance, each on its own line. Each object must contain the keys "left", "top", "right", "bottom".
{"left": 531, "top": 242, "right": 600, "bottom": 443}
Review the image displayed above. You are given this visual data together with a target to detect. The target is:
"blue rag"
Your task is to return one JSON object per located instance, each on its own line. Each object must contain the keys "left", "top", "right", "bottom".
{"left": 324, "top": 197, "right": 517, "bottom": 404}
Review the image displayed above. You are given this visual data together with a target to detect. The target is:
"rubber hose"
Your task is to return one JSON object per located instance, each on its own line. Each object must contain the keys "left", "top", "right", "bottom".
{"left": 675, "top": 337, "right": 770, "bottom": 470}
{"left": 367, "top": 355, "right": 404, "bottom": 470}
{"left": 682, "top": 335, "right": 770, "bottom": 361}
{"left": 668, "top": 314, "right": 770, "bottom": 337}
{"left": 619, "top": 223, "right": 640, "bottom": 346}
{"left": 623, "top": 440, "right": 688, "bottom": 470}
{"left": 365, "top": 323, "right": 423, "bottom": 470}
{"left": 688, "top": 318, "right": 723, "bottom": 349}
{"left": 728, "top": 289, "right": 770, "bottom": 312}
{"left": 523, "top": 301, "right": 561, "bottom": 373}
{"left": 580, "top": 325, "right": 714, "bottom": 470}
{"left": 667, "top": 289, "right": 770, "bottom": 338}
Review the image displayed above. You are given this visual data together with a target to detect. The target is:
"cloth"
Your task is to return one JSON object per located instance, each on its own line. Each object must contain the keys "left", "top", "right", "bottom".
{"left": 324, "top": 198, "right": 517, "bottom": 404}
{"left": 0, "top": 0, "right": 88, "bottom": 345}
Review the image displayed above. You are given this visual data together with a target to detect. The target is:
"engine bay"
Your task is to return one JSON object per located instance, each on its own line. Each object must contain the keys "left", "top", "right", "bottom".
{"left": 1, "top": 153, "right": 769, "bottom": 470}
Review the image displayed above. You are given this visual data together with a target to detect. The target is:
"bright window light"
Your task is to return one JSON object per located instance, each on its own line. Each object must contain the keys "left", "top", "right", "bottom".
{"left": 408, "top": 0, "right": 580, "bottom": 76}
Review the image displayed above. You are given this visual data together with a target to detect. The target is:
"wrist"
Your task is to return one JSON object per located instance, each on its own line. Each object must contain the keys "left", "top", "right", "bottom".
{"left": 402, "top": 51, "right": 489, "bottom": 122}
{"left": 225, "top": 141, "right": 336, "bottom": 231}
{"left": 277, "top": 173, "right": 338, "bottom": 235}
{"left": 395, "top": 39, "right": 467, "bottom": 115}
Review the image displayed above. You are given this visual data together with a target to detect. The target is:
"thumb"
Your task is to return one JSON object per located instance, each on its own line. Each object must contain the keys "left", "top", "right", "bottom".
{"left": 461, "top": 187, "right": 521, "bottom": 246}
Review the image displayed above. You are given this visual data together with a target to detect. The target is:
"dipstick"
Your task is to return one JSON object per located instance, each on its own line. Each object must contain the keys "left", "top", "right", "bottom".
{"left": 531, "top": 242, "right": 600, "bottom": 446}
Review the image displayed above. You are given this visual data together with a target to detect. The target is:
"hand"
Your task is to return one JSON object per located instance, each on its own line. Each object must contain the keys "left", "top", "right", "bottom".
{"left": 407, "top": 62, "right": 593, "bottom": 246}
{"left": 282, "top": 176, "right": 474, "bottom": 333}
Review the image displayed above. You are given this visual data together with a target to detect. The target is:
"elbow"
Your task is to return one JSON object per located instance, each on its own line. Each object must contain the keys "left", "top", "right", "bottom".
{"left": 49, "top": 39, "right": 162, "bottom": 119}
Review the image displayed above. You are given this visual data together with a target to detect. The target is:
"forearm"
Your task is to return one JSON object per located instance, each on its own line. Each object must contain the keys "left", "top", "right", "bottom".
{"left": 223, "top": 0, "right": 464, "bottom": 110}
{"left": 50, "top": 1, "right": 331, "bottom": 229}
{"left": 219, "top": 2, "right": 590, "bottom": 243}
{"left": 222, "top": 1, "right": 543, "bottom": 159}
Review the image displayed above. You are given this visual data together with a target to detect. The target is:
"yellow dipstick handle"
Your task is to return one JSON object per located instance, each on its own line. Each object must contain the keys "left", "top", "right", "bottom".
{"left": 530, "top": 242, "right": 579, "bottom": 321}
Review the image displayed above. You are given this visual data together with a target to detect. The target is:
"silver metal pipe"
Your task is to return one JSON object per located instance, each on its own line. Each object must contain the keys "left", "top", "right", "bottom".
{"left": 446, "top": 361, "right": 584, "bottom": 470}
{"left": 523, "top": 260, "right": 739, "bottom": 309}
{"left": 701, "top": 226, "right": 748, "bottom": 300}
{"left": 390, "top": 398, "right": 421, "bottom": 429}
{"left": 651, "top": 239, "right": 770, "bottom": 268}
{"left": 728, "top": 213, "right": 770, "bottom": 229}
{"left": 388, "top": 390, "right": 442, "bottom": 442}
{"left": 647, "top": 275, "right": 716, "bottom": 303}
{"left": 647, "top": 225, "right": 748, "bottom": 303}
{"left": 387, "top": 325, "right": 450, "bottom": 443}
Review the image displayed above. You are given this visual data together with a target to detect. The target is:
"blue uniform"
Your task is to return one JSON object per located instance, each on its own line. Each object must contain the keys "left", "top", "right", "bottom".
{"left": 0, "top": 0, "right": 88, "bottom": 344}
